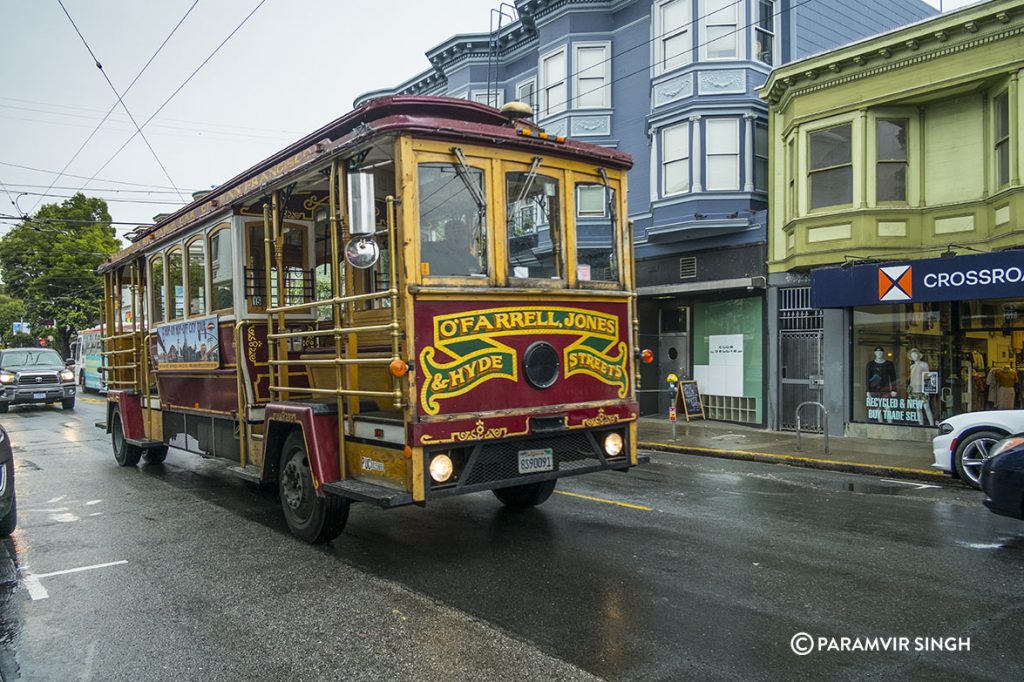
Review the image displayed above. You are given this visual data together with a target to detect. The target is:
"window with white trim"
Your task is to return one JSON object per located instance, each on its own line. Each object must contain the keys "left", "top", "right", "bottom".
{"left": 573, "top": 43, "right": 610, "bottom": 109}
{"left": 516, "top": 78, "right": 537, "bottom": 114}
{"left": 704, "top": 0, "right": 738, "bottom": 60}
{"left": 656, "top": 0, "right": 691, "bottom": 74}
{"left": 471, "top": 90, "right": 504, "bottom": 108}
{"left": 755, "top": 0, "right": 776, "bottom": 65}
{"left": 808, "top": 123, "right": 853, "bottom": 209}
{"left": 705, "top": 118, "right": 739, "bottom": 190}
{"left": 540, "top": 47, "right": 567, "bottom": 117}
{"left": 662, "top": 121, "right": 690, "bottom": 196}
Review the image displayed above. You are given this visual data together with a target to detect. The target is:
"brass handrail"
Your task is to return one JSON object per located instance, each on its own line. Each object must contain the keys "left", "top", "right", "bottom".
{"left": 265, "top": 289, "right": 395, "bottom": 315}
{"left": 269, "top": 385, "right": 396, "bottom": 399}
{"left": 267, "top": 322, "right": 396, "bottom": 341}
{"left": 268, "top": 357, "right": 393, "bottom": 366}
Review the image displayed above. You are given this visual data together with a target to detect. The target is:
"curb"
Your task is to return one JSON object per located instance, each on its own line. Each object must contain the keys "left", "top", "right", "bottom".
{"left": 638, "top": 440, "right": 950, "bottom": 484}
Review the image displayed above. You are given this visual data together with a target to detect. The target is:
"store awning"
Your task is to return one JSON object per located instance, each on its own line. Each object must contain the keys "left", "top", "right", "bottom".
{"left": 811, "top": 250, "right": 1024, "bottom": 308}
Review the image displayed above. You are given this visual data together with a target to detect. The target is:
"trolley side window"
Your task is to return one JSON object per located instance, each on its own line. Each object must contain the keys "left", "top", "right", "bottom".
{"left": 167, "top": 248, "right": 184, "bottom": 320}
{"left": 209, "top": 225, "right": 234, "bottom": 313}
{"left": 186, "top": 237, "right": 207, "bottom": 316}
{"left": 150, "top": 255, "right": 165, "bottom": 323}
{"left": 245, "top": 221, "right": 310, "bottom": 311}
{"left": 574, "top": 183, "right": 619, "bottom": 284}
{"left": 417, "top": 163, "right": 487, "bottom": 278}
{"left": 506, "top": 171, "right": 563, "bottom": 281}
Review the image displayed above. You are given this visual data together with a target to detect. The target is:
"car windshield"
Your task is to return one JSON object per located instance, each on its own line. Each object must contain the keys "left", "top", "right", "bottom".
{"left": 0, "top": 350, "right": 64, "bottom": 370}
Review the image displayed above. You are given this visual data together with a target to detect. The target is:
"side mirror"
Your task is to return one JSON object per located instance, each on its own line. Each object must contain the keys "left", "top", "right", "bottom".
{"left": 65, "top": 358, "right": 75, "bottom": 367}
{"left": 347, "top": 172, "right": 376, "bottom": 236}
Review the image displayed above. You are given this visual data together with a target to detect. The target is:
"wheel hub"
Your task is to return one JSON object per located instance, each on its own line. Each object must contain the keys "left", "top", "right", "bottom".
{"left": 281, "top": 457, "right": 306, "bottom": 511}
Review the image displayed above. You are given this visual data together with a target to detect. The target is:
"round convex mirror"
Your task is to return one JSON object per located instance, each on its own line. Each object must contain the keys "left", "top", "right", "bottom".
{"left": 345, "top": 236, "right": 380, "bottom": 269}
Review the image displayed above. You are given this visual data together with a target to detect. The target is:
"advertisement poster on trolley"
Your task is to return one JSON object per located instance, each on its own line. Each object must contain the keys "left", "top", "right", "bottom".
{"left": 155, "top": 315, "right": 220, "bottom": 369}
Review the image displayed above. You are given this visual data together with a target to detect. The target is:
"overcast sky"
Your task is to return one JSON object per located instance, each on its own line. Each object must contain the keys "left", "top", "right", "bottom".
{"left": 0, "top": 0, "right": 978, "bottom": 238}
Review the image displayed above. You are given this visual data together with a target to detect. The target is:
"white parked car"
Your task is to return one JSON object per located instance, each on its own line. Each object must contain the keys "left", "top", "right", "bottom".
{"left": 933, "top": 410, "right": 1024, "bottom": 489}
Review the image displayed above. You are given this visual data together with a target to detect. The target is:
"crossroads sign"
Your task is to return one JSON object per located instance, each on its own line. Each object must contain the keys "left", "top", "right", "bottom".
{"left": 811, "top": 250, "right": 1024, "bottom": 308}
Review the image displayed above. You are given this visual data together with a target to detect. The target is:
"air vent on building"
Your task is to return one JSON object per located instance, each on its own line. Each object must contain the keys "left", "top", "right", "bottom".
{"left": 679, "top": 256, "right": 697, "bottom": 279}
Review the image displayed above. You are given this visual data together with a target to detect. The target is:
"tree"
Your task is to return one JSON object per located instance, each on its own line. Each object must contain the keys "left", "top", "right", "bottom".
{"left": 0, "top": 193, "right": 120, "bottom": 356}
{"left": 0, "top": 292, "right": 27, "bottom": 345}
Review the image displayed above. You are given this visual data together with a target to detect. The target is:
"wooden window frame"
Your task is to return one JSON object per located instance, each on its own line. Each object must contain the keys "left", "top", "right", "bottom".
{"left": 207, "top": 223, "right": 234, "bottom": 315}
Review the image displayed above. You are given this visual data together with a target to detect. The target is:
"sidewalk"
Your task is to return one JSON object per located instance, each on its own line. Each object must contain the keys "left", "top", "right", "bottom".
{"left": 637, "top": 416, "right": 948, "bottom": 483}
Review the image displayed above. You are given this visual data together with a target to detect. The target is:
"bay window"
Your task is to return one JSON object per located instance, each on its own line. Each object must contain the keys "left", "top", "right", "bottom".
{"left": 705, "top": 118, "right": 739, "bottom": 191}
{"left": 656, "top": 0, "right": 691, "bottom": 73}
{"left": 808, "top": 123, "right": 853, "bottom": 209}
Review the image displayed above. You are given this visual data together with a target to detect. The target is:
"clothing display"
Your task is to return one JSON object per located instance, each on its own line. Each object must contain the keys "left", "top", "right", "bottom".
{"left": 866, "top": 360, "right": 897, "bottom": 394}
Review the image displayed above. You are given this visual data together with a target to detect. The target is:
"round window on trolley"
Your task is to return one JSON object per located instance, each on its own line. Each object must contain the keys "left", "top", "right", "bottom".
{"left": 523, "top": 341, "right": 559, "bottom": 389}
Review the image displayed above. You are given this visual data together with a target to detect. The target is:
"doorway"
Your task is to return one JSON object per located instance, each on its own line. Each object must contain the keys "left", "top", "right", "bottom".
{"left": 658, "top": 306, "right": 690, "bottom": 416}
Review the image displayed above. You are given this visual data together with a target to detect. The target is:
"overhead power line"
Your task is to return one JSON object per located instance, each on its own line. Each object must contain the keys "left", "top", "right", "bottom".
{"left": 54, "top": 0, "right": 189, "bottom": 209}
{"left": 0, "top": 160, "right": 200, "bottom": 192}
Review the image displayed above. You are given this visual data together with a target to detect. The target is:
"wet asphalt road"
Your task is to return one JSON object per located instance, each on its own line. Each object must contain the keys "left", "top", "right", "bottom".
{"left": 0, "top": 398, "right": 1022, "bottom": 681}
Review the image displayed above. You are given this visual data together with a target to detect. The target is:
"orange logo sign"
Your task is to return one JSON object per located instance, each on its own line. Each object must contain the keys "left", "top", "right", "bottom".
{"left": 878, "top": 265, "right": 912, "bottom": 302}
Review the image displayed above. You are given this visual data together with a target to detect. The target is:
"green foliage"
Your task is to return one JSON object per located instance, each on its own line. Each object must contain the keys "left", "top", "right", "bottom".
{"left": 0, "top": 293, "right": 26, "bottom": 344}
{"left": 7, "top": 332, "right": 37, "bottom": 348}
{"left": 0, "top": 193, "right": 120, "bottom": 355}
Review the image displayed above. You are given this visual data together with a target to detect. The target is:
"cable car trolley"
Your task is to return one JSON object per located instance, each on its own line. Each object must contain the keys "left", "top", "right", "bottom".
{"left": 98, "top": 96, "right": 642, "bottom": 543}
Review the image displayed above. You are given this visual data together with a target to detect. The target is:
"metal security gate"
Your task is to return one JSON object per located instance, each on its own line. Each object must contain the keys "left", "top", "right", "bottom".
{"left": 779, "top": 288, "right": 823, "bottom": 431}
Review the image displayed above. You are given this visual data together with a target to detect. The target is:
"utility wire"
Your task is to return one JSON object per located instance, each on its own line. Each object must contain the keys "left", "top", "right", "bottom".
{"left": 3, "top": 184, "right": 196, "bottom": 195}
{"left": 0, "top": 160, "right": 199, "bottom": 192}
{"left": 15, "top": 191, "right": 183, "bottom": 206}
{"left": 78, "top": 0, "right": 270, "bottom": 193}
{"left": 54, "top": 0, "right": 190, "bottom": 209}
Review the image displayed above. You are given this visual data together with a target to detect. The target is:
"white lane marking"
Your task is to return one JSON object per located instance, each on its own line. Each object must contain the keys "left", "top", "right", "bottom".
{"left": 85, "top": 499, "right": 102, "bottom": 506}
{"left": 88, "top": 512, "right": 102, "bottom": 517}
{"left": 22, "top": 560, "right": 128, "bottom": 601}
{"left": 879, "top": 479, "right": 941, "bottom": 490}
{"left": 50, "top": 513, "right": 80, "bottom": 523}
{"left": 46, "top": 495, "right": 67, "bottom": 504}
{"left": 23, "top": 507, "right": 69, "bottom": 513}
{"left": 80, "top": 640, "right": 97, "bottom": 682}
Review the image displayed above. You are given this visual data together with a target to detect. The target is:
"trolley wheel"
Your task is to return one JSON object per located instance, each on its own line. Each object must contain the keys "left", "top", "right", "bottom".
{"left": 493, "top": 479, "right": 557, "bottom": 508}
{"left": 278, "top": 430, "right": 348, "bottom": 543}
{"left": 111, "top": 408, "right": 142, "bottom": 467}
{"left": 143, "top": 445, "right": 169, "bottom": 465}
{"left": 61, "top": 397, "right": 75, "bottom": 411}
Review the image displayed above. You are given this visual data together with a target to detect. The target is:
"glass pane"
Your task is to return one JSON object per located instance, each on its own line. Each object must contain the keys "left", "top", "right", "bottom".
{"left": 576, "top": 46, "right": 604, "bottom": 74}
{"left": 754, "top": 157, "right": 769, "bottom": 191}
{"left": 755, "top": 31, "right": 773, "bottom": 64}
{"left": 507, "top": 172, "right": 562, "bottom": 280}
{"left": 755, "top": 124, "right": 768, "bottom": 156}
{"left": 661, "top": 0, "right": 687, "bottom": 31}
{"left": 544, "top": 52, "right": 565, "bottom": 84}
{"left": 707, "top": 0, "right": 736, "bottom": 22}
{"left": 809, "top": 124, "right": 852, "bottom": 170}
{"left": 664, "top": 159, "right": 689, "bottom": 195}
{"left": 706, "top": 27, "right": 737, "bottom": 59}
{"left": 150, "top": 259, "right": 165, "bottom": 322}
{"left": 876, "top": 163, "right": 906, "bottom": 202}
{"left": 877, "top": 119, "right": 907, "bottom": 161}
{"left": 167, "top": 250, "right": 184, "bottom": 320}
{"left": 577, "top": 185, "right": 606, "bottom": 216}
{"left": 706, "top": 155, "right": 739, "bottom": 190}
{"left": 187, "top": 241, "right": 206, "bottom": 316}
{"left": 810, "top": 166, "right": 853, "bottom": 208}
{"left": 418, "top": 163, "right": 487, "bottom": 278}
{"left": 575, "top": 185, "right": 618, "bottom": 283}
{"left": 517, "top": 81, "right": 535, "bottom": 107}
{"left": 577, "top": 77, "right": 606, "bottom": 108}
{"left": 663, "top": 123, "right": 689, "bottom": 162}
{"left": 997, "top": 141, "right": 1009, "bottom": 186}
{"left": 758, "top": 0, "right": 774, "bottom": 31}
{"left": 210, "top": 231, "right": 234, "bottom": 311}
{"left": 995, "top": 93, "right": 1009, "bottom": 138}
{"left": 663, "top": 33, "right": 689, "bottom": 70}
{"left": 706, "top": 119, "right": 738, "bottom": 154}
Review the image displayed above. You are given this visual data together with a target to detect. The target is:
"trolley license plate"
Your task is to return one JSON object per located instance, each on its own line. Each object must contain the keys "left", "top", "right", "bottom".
{"left": 32, "top": 392, "right": 46, "bottom": 400}
{"left": 517, "top": 448, "right": 554, "bottom": 474}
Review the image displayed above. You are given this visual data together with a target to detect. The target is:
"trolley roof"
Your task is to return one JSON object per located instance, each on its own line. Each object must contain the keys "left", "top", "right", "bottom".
{"left": 100, "top": 96, "right": 632, "bottom": 273}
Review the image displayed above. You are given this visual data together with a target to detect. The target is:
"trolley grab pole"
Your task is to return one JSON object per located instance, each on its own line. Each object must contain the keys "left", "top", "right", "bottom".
{"left": 329, "top": 159, "right": 347, "bottom": 480}
{"left": 795, "top": 401, "right": 829, "bottom": 455}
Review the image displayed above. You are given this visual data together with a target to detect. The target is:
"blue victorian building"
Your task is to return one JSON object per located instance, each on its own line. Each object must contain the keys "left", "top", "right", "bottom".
{"left": 357, "top": 0, "right": 937, "bottom": 422}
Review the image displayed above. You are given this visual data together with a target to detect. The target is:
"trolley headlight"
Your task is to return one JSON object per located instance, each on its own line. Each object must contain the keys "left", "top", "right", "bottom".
{"left": 0, "top": 372, "right": 14, "bottom": 385}
{"left": 603, "top": 432, "right": 624, "bottom": 457}
{"left": 60, "top": 369, "right": 75, "bottom": 382}
{"left": 429, "top": 453, "right": 454, "bottom": 483}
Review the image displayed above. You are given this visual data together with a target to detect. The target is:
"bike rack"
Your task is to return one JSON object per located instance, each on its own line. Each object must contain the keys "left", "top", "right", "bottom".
{"left": 795, "top": 401, "right": 829, "bottom": 455}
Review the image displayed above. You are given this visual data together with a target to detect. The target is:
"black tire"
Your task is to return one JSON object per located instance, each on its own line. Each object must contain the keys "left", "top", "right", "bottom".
{"left": 111, "top": 408, "right": 143, "bottom": 467}
{"left": 493, "top": 479, "right": 557, "bottom": 508}
{"left": 0, "top": 460, "right": 15, "bottom": 536}
{"left": 61, "top": 397, "right": 75, "bottom": 411}
{"left": 955, "top": 429, "right": 1005, "bottom": 489}
{"left": 142, "top": 445, "right": 169, "bottom": 465}
{"left": 0, "top": 404, "right": 7, "bottom": 414}
{"left": 277, "top": 431, "right": 348, "bottom": 543}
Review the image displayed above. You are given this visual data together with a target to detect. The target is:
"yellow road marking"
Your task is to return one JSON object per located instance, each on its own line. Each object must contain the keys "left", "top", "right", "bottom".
{"left": 639, "top": 441, "right": 945, "bottom": 478}
{"left": 79, "top": 396, "right": 105, "bottom": 405}
{"left": 555, "top": 490, "right": 652, "bottom": 511}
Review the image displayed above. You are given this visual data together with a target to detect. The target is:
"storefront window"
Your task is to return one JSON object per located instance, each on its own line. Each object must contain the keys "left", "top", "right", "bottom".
{"left": 852, "top": 300, "right": 1024, "bottom": 426}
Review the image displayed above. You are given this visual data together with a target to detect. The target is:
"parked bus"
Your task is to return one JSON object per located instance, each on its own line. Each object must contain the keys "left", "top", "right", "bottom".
{"left": 71, "top": 326, "right": 104, "bottom": 392}
{"left": 99, "top": 96, "right": 645, "bottom": 543}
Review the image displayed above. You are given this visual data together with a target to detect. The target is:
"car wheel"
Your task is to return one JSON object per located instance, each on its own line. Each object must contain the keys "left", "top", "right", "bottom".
{"left": 111, "top": 408, "right": 142, "bottom": 467}
{"left": 493, "top": 479, "right": 557, "bottom": 508}
{"left": 278, "top": 431, "right": 348, "bottom": 543}
{"left": 0, "top": 460, "right": 15, "bottom": 536}
{"left": 955, "top": 430, "right": 1004, "bottom": 489}
{"left": 142, "top": 445, "right": 168, "bottom": 465}
{"left": 61, "top": 397, "right": 75, "bottom": 411}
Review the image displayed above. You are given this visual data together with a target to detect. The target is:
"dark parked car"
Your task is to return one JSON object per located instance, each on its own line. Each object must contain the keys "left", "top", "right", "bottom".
{"left": 0, "top": 425, "right": 15, "bottom": 535}
{"left": 0, "top": 348, "right": 77, "bottom": 413}
{"left": 980, "top": 434, "right": 1024, "bottom": 520}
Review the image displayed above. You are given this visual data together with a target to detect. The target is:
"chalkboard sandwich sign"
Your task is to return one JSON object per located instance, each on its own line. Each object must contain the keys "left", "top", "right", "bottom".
{"left": 675, "top": 380, "right": 705, "bottom": 421}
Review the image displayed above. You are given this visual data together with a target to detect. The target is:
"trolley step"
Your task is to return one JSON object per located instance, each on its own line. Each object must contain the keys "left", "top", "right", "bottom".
{"left": 322, "top": 479, "right": 413, "bottom": 508}
{"left": 226, "top": 465, "right": 263, "bottom": 483}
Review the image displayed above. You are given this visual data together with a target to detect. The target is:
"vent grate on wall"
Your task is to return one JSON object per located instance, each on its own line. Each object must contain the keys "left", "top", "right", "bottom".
{"left": 679, "top": 256, "right": 697, "bottom": 279}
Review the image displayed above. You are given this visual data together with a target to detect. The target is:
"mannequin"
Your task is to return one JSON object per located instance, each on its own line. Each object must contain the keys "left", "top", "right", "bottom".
{"left": 866, "top": 346, "right": 897, "bottom": 423}
{"left": 906, "top": 348, "right": 935, "bottom": 426}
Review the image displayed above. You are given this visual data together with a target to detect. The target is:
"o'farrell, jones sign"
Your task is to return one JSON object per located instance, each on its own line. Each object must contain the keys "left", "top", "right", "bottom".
{"left": 811, "top": 250, "right": 1024, "bottom": 308}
